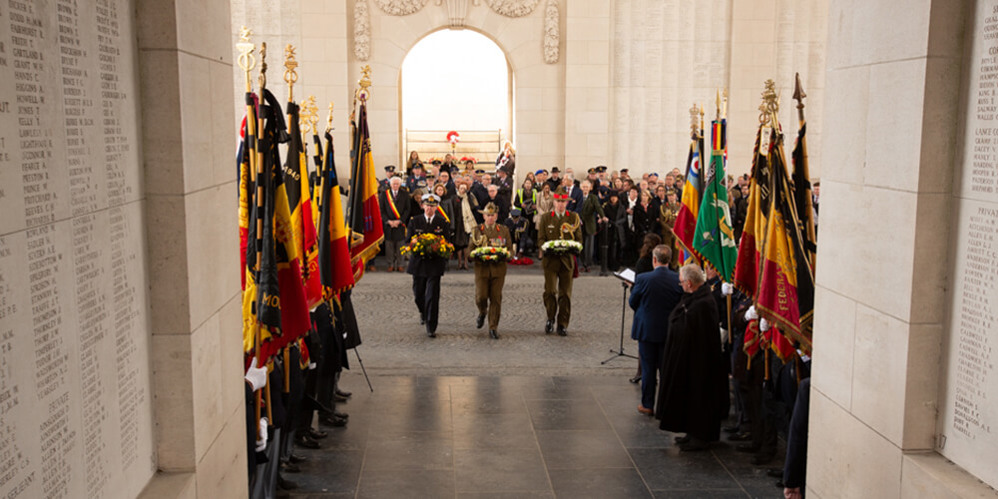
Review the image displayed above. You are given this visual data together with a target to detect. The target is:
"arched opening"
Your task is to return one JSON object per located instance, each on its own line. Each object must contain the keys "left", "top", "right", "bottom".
{"left": 400, "top": 29, "right": 513, "bottom": 170}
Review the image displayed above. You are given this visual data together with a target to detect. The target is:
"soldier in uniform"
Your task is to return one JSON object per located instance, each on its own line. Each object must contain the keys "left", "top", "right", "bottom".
{"left": 379, "top": 165, "right": 397, "bottom": 194}
{"left": 469, "top": 203, "right": 513, "bottom": 339}
{"left": 659, "top": 190, "right": 682, "bottom": 268}
{"left": 537, "top": 187, "right": 583, "bottom": 336}
{"left": 406, "top": 193, "right": 452, "bottom": 338}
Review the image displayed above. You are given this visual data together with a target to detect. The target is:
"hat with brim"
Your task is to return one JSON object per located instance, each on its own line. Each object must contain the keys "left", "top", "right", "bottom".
{"left": 421, "top": 193, "right": 440, "bottom": 206}
{"left": 551, "top": 167, "right": 561, "bottom": 173}
{"left": 384, "top": 165, "right": 396, "bottom": 172}
{"left": 553, "top": 186, "right": 569, "bottom": 200}
{"left": 479, "top": 202, "right": 500, "bottom": 216}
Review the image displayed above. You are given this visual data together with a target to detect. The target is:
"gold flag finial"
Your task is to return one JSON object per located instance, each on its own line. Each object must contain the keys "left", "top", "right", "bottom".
{"left": 258, "top": 42, "right": 269, "bottom": 91}
{"left": 689, "top": 103, "right": 699, "bottom": 138}
{"left": 356, "top": 65, "right": 372, "bottom": 102}
{"left": 792, "top": 73, "right": 806, "bottom": 124}
{"left": 306, "top": 96, "right": 319, "bottom": 132}
{"left": 284, "top": 44, "right": 299, "bottom": 100}
{"left": 759, "top": 79, "right": 779, "bottom": 126}
{"left": 722, "top": 88, "right": 729, "bottom": 120}
{"left": 236, "top": 26, "right": 256, "bottom": 91}
{"left": 715, "top": 89, "right": 721, "bottom": 120}
{"left": 299, "top": 97, "right": 313, "bottom": 135}
{"left": 327, "top": 102, "right": 334, "bottom": 129}
{"left": 699, "top": 103, "right": 704, "bottom": 132}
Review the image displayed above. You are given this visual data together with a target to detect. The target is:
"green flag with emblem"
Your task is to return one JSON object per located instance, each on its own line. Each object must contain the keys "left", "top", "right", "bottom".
{"left": 692, "top": 118, "right": 738, "bottom": 281}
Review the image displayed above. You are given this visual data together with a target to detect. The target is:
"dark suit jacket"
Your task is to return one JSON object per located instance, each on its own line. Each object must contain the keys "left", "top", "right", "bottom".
{"left": 380, "top": 188, "right": 411, "bottom": 241}
{"left": 629, "top": 266, "right": 682, "bottom": 342}
{"left": 565, "top": 185, "right": 584, "bottom": 212}
{"left": 405, "top": 214, "right": 452, "bottom": 277}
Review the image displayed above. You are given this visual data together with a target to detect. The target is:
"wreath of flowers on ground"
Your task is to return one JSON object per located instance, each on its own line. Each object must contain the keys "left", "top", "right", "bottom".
{"left": 470, "top": 246, "right": 511, "bottom": 262}
{"left": 401, "top": 233, "right": 454, "bottom": 259}
{"left": 541, "top": 239, "right": 583, "bottom": 255}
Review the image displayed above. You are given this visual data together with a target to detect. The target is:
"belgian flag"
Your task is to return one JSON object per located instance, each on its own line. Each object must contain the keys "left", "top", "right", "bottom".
{"left": 732, "top": 126, "right": 773, "bottom": 298}
{"left": 348, "top": 100, "right": 384, "bottom": 267}
{"left": 317, "top": 131, "right": 355, "bottom": 295}
{"left": 755, "top": 132, "right": 814, "bottom": 354}
{"left": 284, "top": 101, "right": 322, "bottom": 308}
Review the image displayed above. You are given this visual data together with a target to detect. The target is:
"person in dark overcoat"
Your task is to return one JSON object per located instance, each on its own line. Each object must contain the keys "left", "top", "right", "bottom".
{"left": 656, "top": 263, "right": 729, "bottom": 451}
{"left": 379, "top": 176, "right": 411, "bottom": 272}
{"left": 406, "top": 193, "right": 452, "bottom": 337}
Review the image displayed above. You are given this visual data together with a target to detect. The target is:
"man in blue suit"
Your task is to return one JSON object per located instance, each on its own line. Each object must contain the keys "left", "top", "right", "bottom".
{"left": 629, "top": 244, "right": 683, "bottom": 415}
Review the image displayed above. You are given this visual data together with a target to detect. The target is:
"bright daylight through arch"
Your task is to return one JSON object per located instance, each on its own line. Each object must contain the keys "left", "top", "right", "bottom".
{"left": 401, "top": 29, "right": 511, "bottom": 139}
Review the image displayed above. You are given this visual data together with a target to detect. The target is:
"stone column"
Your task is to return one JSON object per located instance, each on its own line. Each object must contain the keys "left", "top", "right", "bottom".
{"left": 135, "top": 0, "right": 246, "bottom": 497}
{"left": 808, "top": 0, "right": 984, "bottom": 497}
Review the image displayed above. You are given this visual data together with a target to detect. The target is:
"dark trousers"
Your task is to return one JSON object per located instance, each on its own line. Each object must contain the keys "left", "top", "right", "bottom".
{"left": 413, "top": 275, "right": 442, "bottom": 331}
{"left": 385, "top": 239, "right": 403, "bottom": 268}
{"left": 583, "top": 233, "right": 596, "bottom": 267}
{"left": 638, "top": 340, "right": 664, "bottom": 410}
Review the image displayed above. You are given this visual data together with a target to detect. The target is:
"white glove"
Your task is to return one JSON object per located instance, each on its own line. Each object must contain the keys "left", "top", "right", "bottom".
{"left": 308, "top": 362, "right": 317, "bottom": 370}
{"left": 244, "top": 357, "right": 267, "bottom": 392}
{"left": 721, "top": 282, "right": 733, "bottom": 296}
{"left": 760, "top": 318, "right": 771, "bottom": 332}
{"left": 744, "top": 306, "right": 758, "bottom": 322}
{"left": 255, "top": 417, "right": 269, "bottom": 452}
{"left": 719, "top": 327, "right": 729, "bottom": 345}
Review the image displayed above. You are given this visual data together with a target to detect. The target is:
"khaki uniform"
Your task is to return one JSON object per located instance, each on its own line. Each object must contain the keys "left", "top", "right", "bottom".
{"left": 537, "top": 210, "right": 583, "bottom": 328}
{"left": 469, "top": 224, "right": 513, "bottom": 330}
{"left": 659, "top": 201, "right": 681, "bottom": 268}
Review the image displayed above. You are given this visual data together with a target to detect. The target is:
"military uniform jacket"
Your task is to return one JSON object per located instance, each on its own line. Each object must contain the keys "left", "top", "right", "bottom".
{"left": 405, "top": 214, "right": 452, "bottom": 277}
{"left": 537, "top": 210, "right": 583, "bottom": 267}
{"left": 469, "top": 223, "right": 513, "bottom": 275}
{"left": 579, "top": 193, "right": 606, "bottom": 235}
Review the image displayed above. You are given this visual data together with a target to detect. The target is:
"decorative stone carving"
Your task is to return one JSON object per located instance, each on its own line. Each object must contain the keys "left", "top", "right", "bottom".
{"left": 355, "top": 0, "right": 371, "bottom": 60}
{"left": 445, "top": 0, "right": 469, "bottom": 27}
{"left": 543, "top": 0, "right": 558, "bottom": 63}
{"left": 484, "top": 0, "right": 540, "bottom": 18}
{"left": 373, "top": 0, "right": 430, "bottom": 16}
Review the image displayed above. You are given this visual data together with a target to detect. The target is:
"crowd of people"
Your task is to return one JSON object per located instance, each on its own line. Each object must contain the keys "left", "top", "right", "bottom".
{"left": 375, "top": 151, "right": 816, "bottom": 497}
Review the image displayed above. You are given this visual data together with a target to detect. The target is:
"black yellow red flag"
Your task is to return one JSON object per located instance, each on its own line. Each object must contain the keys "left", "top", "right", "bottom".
{"left": 348, "top": 101, "right": 384, "bottom": 266}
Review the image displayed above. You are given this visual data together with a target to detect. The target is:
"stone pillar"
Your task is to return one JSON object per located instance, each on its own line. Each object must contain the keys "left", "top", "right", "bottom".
{"left": 808, "top": 0, "right": 993, "bottom": 497}
{"left": 136, "top": 0, "right": 246, "bottom": 497}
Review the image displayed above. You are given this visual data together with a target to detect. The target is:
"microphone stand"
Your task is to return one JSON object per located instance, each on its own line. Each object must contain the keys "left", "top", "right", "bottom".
{"left": 602, "top": 273, "right": 638, "bottom": 364}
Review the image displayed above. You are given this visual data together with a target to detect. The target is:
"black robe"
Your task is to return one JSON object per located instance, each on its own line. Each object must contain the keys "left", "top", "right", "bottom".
{"left": 656, "top": 284, "right": 729, "bottom": 441}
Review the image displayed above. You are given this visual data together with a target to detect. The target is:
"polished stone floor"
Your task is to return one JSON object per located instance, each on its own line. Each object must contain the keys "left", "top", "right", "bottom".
{"left": 281, "top": 374, "right": 785, "bottom": 498}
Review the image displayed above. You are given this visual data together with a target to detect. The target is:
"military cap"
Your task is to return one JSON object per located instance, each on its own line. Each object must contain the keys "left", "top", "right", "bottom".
{"left": 421, "top": 193, "right": 440, "bottom": 206}
{"left": 620, "top": 168, "right": 629, "bottom": 174}
{"left": 384, "top": 165, "right": 396, "bottom": 172}
{"left": 510, "top": 208, "right": 522, "bottom": 217}
{"left": 479, "top": 202, "right": 500, "bottom": 215}
{"left": 535, "top": 169, "right": 546, "bottom": 175}
{"left": 587, "top": 167, "right": 597, "bottom": 174}
{"left": 596, "top": 165, "right": 607, "bottom": 173}
{"left": 475, "top": 169, "right": 485, "bottom": 174}
{"left": 553, "top": 186, "right": 569, "bottom": 200}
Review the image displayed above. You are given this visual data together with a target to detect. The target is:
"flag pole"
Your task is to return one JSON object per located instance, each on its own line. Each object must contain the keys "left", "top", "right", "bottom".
{"left": 716, "top": 89, "right": 733, "bottom": 345}
{"left": 256, "top": 42, "right": 273, "bottom": 424}
{"left": 282, "top": 44, "right": 300, "bottom": 395}
{"left": 236, "top": 27, "right": 264, "bottom": 439}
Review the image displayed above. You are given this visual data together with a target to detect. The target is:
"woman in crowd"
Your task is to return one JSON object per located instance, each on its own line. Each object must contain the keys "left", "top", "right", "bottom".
{"left": 407, "top": 150, "right": 423, "bottom": 176}
{"left": 535, "top": 182, "right": 554, "bottom": 231}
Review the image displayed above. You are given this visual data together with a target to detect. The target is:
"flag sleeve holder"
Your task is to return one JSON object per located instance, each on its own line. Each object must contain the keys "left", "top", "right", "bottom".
{"left": 601, "top": 269, "right": 639, "bottom": 365}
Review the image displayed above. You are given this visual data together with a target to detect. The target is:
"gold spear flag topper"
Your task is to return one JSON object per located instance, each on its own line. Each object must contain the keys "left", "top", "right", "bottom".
{"left": 689, "top": 103, "right": 699, "bottom": 138}
{"left": 258, "top": 42, "right": 269, "bottom": 91}
{"left": 284, "top": 44, "right": 299, "bottom": 100}
{"left": 792, "top": 72, "right": 806, "bottom": 124}
{"left": 759, "top": 79, "right": 779, "bottom": 127}
{"left": 236, "top": 26, "right": 255, "bottom": 91}
{"left": 356, "top": 65, "right": 372, "bottom": 101}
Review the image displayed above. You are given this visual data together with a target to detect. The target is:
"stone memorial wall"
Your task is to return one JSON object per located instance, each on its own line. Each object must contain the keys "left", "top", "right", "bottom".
{"left": 942, "top": 0, "right": 998, "bottom": 490}
{"left": 0, "top": 0, "right": 155, "bottom": 497}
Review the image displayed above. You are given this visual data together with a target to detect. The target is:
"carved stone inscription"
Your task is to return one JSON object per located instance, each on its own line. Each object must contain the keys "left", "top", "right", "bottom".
{"left": 944, "top": 0, "right": 998, "bottom": 490}
{"left": 0, "top": 1, "right": 154, "bottom": 498}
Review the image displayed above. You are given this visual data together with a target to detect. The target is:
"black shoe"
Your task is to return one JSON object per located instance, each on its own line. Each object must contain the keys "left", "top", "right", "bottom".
{"left": 277, "top": 474, "right": 298, "bottom": 490}
{"left": 766, "top": 468, "right": 783, "bottom": 479}
{"left": 723, "top": 425, "right": 740, "bottom": 434}
{"left": 556, "top": 326, "right": 567, "bottom": 336}
{"left": 307, "top": 428, "right": 328, "bottom": 440}
{"left": 288, "top": 452, "right": 307, "bottom": 464}
{"left": 728, "top": 432, "right": 753, "bottom": 442}
{"left": 674, "top": 434, "right": 691, "bottom": 444}
{"left": 281, "top": 461, "right": 301, "bottom": 473}
{"left": 334, "top": 392, "right": 350, "bottom": 403}
{"left": 419, "top": 316, "right": 426, "bottom": 325}
{"left": 426, "top": 327, "right": 436, "bottom": 338}
{"left": 751, "top": 453, "right": 776, "bottom": 465}
{"left": 295, "top": 434, "right": 320, "bottom": 449}
{"left": 333, "top": 410, "right": 349, "bottom": 419}
{"left": 489, "top": 329, "right": 499, "bottom": 340}
{"left": 545, "top": 320, "right": 554, "bottom": 334}
{"left": 628, "top": 375, "right": 642, "bottom": 384}
{"left": 335, "top": 388, "right": 352, "bottom": 398}
{"left": 476, "top": 314, "right": 486, "bottom": 329}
